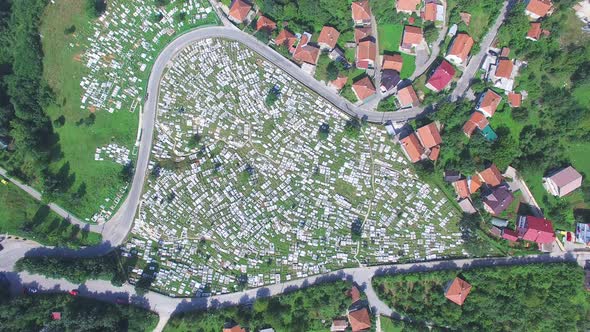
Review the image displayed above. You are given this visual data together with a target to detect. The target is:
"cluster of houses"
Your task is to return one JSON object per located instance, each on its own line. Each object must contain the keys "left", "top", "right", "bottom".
{"left": 463, "top": 88, "right": 502, "bottom": 141}
{"left": 399, "top": 122, "right": 443, "bottom": 163}
{"left": 331, "top": 286, "right": 372, "bottom": 332}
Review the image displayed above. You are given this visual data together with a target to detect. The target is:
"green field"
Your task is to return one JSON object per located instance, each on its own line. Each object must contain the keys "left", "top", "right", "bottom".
{"left": 378, "top": 23, "right": 416, "bottom": 78}
{"left": 0, "top": 182, "right": 101, "bottom": 247}
{"left": 380, "top": 316, "right": 404, "bottom": 332}
{"left": 447, "top": 0, "right": 503, "bottom": 41}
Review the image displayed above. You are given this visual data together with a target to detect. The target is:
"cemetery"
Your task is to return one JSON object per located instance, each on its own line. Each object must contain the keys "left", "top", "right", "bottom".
{"left": 124, "top": 38, "right": 466, "bottom": 297}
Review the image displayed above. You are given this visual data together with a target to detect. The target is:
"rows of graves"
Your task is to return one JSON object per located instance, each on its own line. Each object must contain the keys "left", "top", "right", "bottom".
{"left": 124, "top": 38, "right": 465, "bottom": 296}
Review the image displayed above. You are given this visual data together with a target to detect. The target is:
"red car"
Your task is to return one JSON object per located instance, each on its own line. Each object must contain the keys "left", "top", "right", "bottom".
{"left": 69, "top": 289, "right": 79, "bottom": 296}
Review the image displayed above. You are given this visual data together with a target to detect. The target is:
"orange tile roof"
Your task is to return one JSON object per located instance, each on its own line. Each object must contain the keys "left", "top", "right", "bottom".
{"left": 469, "top": 175, "right": 483, "bottom": 194}
{"left": 256, "top": 15, "right": 276, "bottom": 31}
{"left": 445, "top": 277, "right": 472, "bottom": 306}
{"left": 500, "top": 47, "right": 511, "bottom": 57}
{"left": 416, "top": 122, "right": 442, "bottom": 149}
{"left": 429, "top": 145, "right": 440, "bottom": 161}
{"left": 495, "top": 59, "right": 513, "bottom": 79}
{"left": 275, "top": 29, "right": 297, "bottom": 49}
{"left": 349, "top": 286, "right": 361, "bottom": 303}
{"left": 478, "top": 164, "right": 503, "bottom": 187}
{"left": 447, "top": 33, "right": 474, "bottom": 63}
{"left": 453, "top": 179, "right": 470, "bottom": 198}
{"left": 357, "top": 39, "right": 376, "bottom": 63}
{"left": 423, "top": 2, "right": 437, "bottom": 21}
{"left": 397, "top": 85, "right": 419, "bottom": 107}
{"left": 330, "top": 75, "right": 348, "bottom": 90}
{"left": 352, "top": 1, "right": 372, "bottom": 22}
{"left": 354, "top": 27, "right": 372, "bottom": 43}
{"left": 382, "top": 54, "right": 403, "bottom": 71}
{"left": 527, "top": 22, "right": 542, "bottom": 40}
{"left": 397, "top": 0, "right": 421, "bottom": 12}
{"left": 507, "top": 92, "right": 522, "bottom": 107}
{"left": 462, "top": 112, "right": 489, "bottom": 137}
{"left": 228, "top": 0, "right": 252, "bottom": 22}
{"left": 402, "top": 25, "right": 424, "bottom": 46}
{"left": 318, "top": 26, "right": 340, "bottom": 49}
{"left": 348, "top": 308, "right": 372, "bottom": 332}
{"left": 352, "top": 76, "right": 376, "bottom": 100}
{"left": 401, "top": 133, "right": 425, "bottom": 163}
{"left": 526, "top": 0, "right": 554, "bottom": 18}
{"left": 223, "top": 325, "right": 246, "bottom": 332}
{"left": 292, "top": 34, "right": 320, "bottom": 65}
{"left": 478, "top": 90, "right": 502, "bottom": 117}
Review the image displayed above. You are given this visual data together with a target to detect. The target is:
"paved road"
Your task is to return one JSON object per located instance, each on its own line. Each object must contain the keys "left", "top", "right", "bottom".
{"left": 451, "top": 1, "right": 510, "bottom": 100}
{"left": 410, "top": 0, "right": 448, "bottom": 81}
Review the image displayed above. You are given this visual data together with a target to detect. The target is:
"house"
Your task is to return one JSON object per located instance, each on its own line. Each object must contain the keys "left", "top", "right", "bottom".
{"left": 517, "top": 215, "right": 556, "bottom": 244}
{"left": 476, "top": 89, "right": 502, "bottom": 117}
{"left": 416, "top": 122, "right": 442, "bottom": 149}
{"left": 425, "top": 60, "right": 455, "bottom": 92}
{"left": 462, "top": 112, "right": 489, "bottom": 137}
{"left": 400, "top": 25, "right": 424, "bottom": 54}
{"left": 453, "top": 179, "right": 470, "bottom": 198}
{"left": 396, "top": 0, "right": 421, "bottom": 13}
{"left": 444, "top": 170, "right": 461, "bottom": 182}
{"left": 483, "top": 186, "right": 514, "bottom": 215}
{"left": 274, "top": 29, "right": 297, "bottom": 52}
{"left": 382, "top": 54, "right": 403, "bottom": 72}
{"left": 575, "top": 223, "right": 590, "bottom": 245}
{"left": 445, "top": 33, "right": 474, "bottom": 65}
{"left": 525, "top": 0, "right": 554, "bottom": 20}
{"left": 400, "top": 133, "right": 425, "bottom": 163}
{"left": 331, "top": 319, "right": 349, "bottom": 332}
{"left": 330, "top": 76, "right": 348, "bottom": 91}
{"left": 502, "top": 228, "right": 519, "bottom": 242}
{"left": 478, "top": 164, "right": 503, "bottom": 187}
{"left": 354, "top": 27, "right": 372, "bottom": 43}
{"left": 356, "top": 39, "right": 377, "bottom": 69}
{"left": 318, "top": 26, "right": 340, "bottom": 51}
{"left": 508, "top": 92, "right": 522, "bottom": 107}
{"left": 352, "top": 0, "right": 372, "bottom": 26}
{"left": 329, "top": 46, "right": 346, "bottom": 62}
{"left": 543, "top": 166, "right": 583, "bottom": 197}
{"left": 381, "top": 69, "right": 401, "bottom": 92}
{"left": 491, "top": 217, "right": 509, "bottom": 228}
{"left": 349, "top": 285, "right": 362, "bottom": 303}
{"left": 469, "top": 176, "right": 483, "bottom": 194}
{"left": 348, "top": 307, "right": 372, "bottom": 332}
{"left": 352, "top": 76, "right": 376, "bottom": 101}
{"left": 51, "top": 312, "right": 61, "bottom": 321}
{"left": 444, "top": 277, "right": 472, "bottom": 306}
{"left": 223, "top": 323, "right": 246, "bottom": 332}
{"left": 485, "top": 56, "right": 519, "bottom": 92}
{"left": 495, "top": 58, "right": 514, "bottom": 79}
{"left": 292, "top": 33, "right": 320, "bottom": 66}
{"left": 526, "top": 22, "right": 542, "bottom": 41}
{"left": 256, "top": 15, "right": 277, "bottom": 32}
{"left": 423, "top": 1, "right": 445, "bottom": 23}
{"left": 228, "top": 0, "right": 253, "bottom": 24}
{"left": 396, "top": 85, "right": 419, "bottom": 108}
{"left": 458, "top": 198, "right": 477, "bottom": 214}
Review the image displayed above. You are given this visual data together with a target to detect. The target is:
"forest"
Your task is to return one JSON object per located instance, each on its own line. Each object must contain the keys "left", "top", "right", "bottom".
{"left": 165, "top": 280, "right": 356, "bottom": 332}
{"left": 373, "top": 262, "right": 590, "bottom": 331}
{"left": 0, "top": 281, "right": 158, "bottom": 332}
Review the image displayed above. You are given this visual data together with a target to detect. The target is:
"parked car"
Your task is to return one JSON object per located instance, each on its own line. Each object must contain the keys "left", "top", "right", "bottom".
{"left": 24, "top": 287, "right": 38, "bottom": 294}
{"left": 69, "top": 289, "right": 79, "bottom": 296}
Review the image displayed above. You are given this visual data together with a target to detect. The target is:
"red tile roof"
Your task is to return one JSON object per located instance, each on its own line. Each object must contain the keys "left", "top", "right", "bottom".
{"left": 397, "top": 85, "right": 419, "bottom": 107}
{"left": 382, "top": 54, "right": 403, "bottom": 72}
{"left": 447, "top": 33, "right": 474, "bottom": 63}
{"left": 416, "top": 122, "right": 442, "bottom": 149}
{"left": 223, "top": 325, "right": 246, "bottom": 332}
{"left": 526, "top": 0, "right": 554, "bottom": 18}
{"left": 51, "top": 312, "right": 61, "bottom": 321}
{"left": 354, "top": 27, "right": 372, "bottom": 43}
{"left": 228, "top": 0, "right": 252, "bottom": 22}
{"left": 445, "top": 277, "right": 471, "bottom": 306}
{"left": 502, "top": 228, "right": 519, "bottom": 242}
{"left": 495, "top": 59, "right": 513, "bottom": 79}
{"left": 478, "top": 90, "right": 502, "bottom": 117}
{"left": 349, "top": 286, "right": 362, "bottom": 303}
{"left": 352, "top": 1, "right": 372, "bottom": 22}
{"left": 348, "top": 308, "right": 372, "bottom": 332}
{"left": 507, "top": 92, "right": 522, "bottom": 107}
{"left": 429, "top": 145, "right": 441, "bottom": 161}
{"left": 352, "top": 76, "right": 376, "bottom": 100}
{"left": 453, "top": 179, "right": 470, "bottom": 198}
{"left": 275, "top": 29, "right": 297, "bottom": 50}
{"left": 330, "top": 75, "right": 348, "bottom": 90}
{"left": 423, "top": 2, "right": 438, "bottom": 21}
{"left": 401, "top": 133, "right": 425, "bottom": 163}
{"left": 462, "top": 112, "right": 489, "bottom": 137}
{"left": 402, "top": 25, "right": 424, "bottom": 46}
{"left": 397, "top": 0, "right": 421, "bottom": 12}
{"left": 318, "top": 26, "right": 340, "bottom": 49}
{"left": 256, "top": 15, "right": 276, "bottom": 31}
{"left": 527, "top": 22, "right": 542, "bottom": 40}
{"left": 478, "top": 164, "right": 503, "bottom": 187}
{"left": 469, "top": 176, "right": 483, "bottom": 194}
{"left": 520, "top": 216, "right": 556, "bottom": 244}
{"left": 426, "top": 60, "right": 455, "bottom": 92}
{"left": 356, "top": 39, "right": 376, "bottom": 69}
{"left": 292, "top": 34, "right": 320, "bottom": 65}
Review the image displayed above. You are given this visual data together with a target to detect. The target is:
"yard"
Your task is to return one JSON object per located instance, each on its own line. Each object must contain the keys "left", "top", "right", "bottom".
{"left": 378, "top": 23, "right": 416, "bottom": 79}
{"left": 446, "top": 0, "right": 503, "bottom": 41}
{"left": 0, "top": 182, "right": 101, "bottom": 247}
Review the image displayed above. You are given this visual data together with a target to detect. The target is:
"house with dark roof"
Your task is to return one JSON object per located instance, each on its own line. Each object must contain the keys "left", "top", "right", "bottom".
{"left": 228, "top": 0, "right": 253, "bottom": 24}
{"left": 380, "top": 69, "right": 401, "bottom": 92}
{"left": 483, "top": 186, "right": 514, "bottom": 215}
{"left": 543, "top": 166, "right": 583, "bottom": 197}
{"left": 444, "top": 277, "right": 472, "bottom": 306}
{"left": 426, "top": 60, "right": 455, "bottom": 92}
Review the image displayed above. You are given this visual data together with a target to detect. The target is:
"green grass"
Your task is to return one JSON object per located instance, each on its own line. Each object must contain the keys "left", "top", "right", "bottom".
{"left": 399, "top": 53, "right": 416, "bottom": 79}
{"left": 378, "top": 23, "right": 403, "bottom": 54}
{"left": 0, "top": 181, "right": 101, "bottom": 247}
{"left": 380, "top": 316, "right": 404, "bottom": 332}
{"left": 573, "top": 82, "right": 590, "bottom": 109}
{"left": 446, "top": 0, "right": 503, "bottom": 41}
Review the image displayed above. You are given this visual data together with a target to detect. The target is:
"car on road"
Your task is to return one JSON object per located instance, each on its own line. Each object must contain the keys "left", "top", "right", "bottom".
{"left": 24, "top": 287, "right": 38, "bottom": 294}
{"left": 69, "top": 289, "right": 79, "bottom": 296}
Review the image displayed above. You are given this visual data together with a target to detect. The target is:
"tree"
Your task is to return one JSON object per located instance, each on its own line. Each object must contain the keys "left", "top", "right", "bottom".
{"left": 265, "top": 87, "right": 280, "bottom": 107}
{"left": 344, "top": 117, "right": 363, "bottom": 138}
{"left": 121, "top": 161, "right": 134, "bottom": 182}
{"left": 318, "top": 123, "right": 330, "bottom": 140}
{"left": 326, "top": 61, "right": 339, "bottom": 81}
